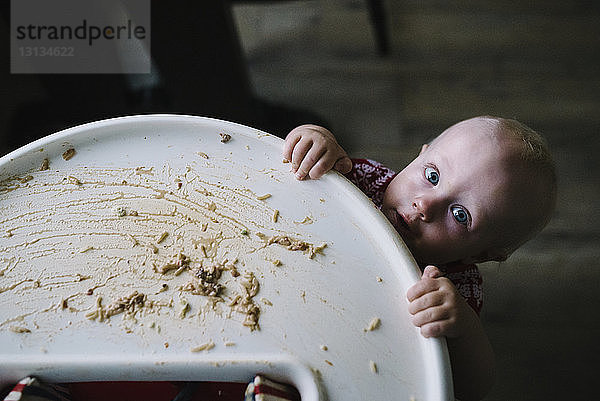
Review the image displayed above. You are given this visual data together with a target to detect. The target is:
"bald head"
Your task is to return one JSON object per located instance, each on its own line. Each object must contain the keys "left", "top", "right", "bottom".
{"left": 446, "top": 116, "right": 557, "bottom": 260}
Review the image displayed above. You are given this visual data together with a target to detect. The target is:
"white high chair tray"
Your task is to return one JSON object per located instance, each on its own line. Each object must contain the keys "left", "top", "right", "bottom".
{"left": 0, "top": 115, "right": 452, "bottom": 400}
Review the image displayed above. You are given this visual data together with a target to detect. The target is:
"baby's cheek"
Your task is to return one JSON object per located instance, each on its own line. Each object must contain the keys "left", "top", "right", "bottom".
{"left": 410, "top": 237, "right": 453, "bottom": 266}
{"left": 382, "top": 180, "right": 404, "bottom": 206}
{"left": 404, "top": 240, "right": 429, "bottom": 263}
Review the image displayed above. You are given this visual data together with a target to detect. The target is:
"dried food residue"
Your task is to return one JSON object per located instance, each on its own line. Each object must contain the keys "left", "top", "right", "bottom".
{"left": 0, "top": 152, "right": 328, "bottom": 341}
{"left": 62, "top": 148, "right": 76, "bottom": 161}
{"left": 364, "top": 317, "right": 381, "bottom": 332}
{"left": 256, "top": 233, "right": 326, "bottom": 259}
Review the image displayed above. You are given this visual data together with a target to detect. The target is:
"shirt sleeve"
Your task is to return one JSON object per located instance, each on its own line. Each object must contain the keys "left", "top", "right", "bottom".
{"left": 443, "top": 263, "right": 484, "bottom": 314}
{"left": 343, "top": 158, "right": 397, "bottom": 208}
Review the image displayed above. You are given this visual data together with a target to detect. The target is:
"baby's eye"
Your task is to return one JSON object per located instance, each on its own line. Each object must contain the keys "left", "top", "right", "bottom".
{"left": 425, "top": 167, "right": 439, "bottom": 185}
{"left": 451, "top": 206, "right": 469, "bottom": 225}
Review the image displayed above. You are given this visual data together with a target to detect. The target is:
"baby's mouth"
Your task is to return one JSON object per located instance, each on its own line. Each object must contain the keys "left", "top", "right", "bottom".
{"left": 389, "top": 210, "right": 413, "bottom": 239}
{"left": 384, "top": 208, "right": 414, "bottom": 238}
{"left": 397, "top": 212, "right": 411, "bottom": 232}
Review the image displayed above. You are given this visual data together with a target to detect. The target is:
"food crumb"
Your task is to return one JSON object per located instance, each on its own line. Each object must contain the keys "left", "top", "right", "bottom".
{"left": 67, "top": 176, "right": 82, "bottom": 185}
{"left": 219, "top": 133, "right": 231, "bottom": 143}
{"left": 272, "top": 209, "right": 279, "bottom": 223}
{"left": 324, "top": 360, "right": 333, "bottom": 366}
{"left": 174, "top": 265, "right": 187, "bottom": 276}
{"left": 178, "top": 299, "right": 191, "bottom": 318}
{"left": 62, "top": 148, "right": 76, "bottom": 161}
{"left": 260, "top": 298, "right": 272, "bottom": 306}
{"left": 40, "top": 158, "right": 49, "bottom": 171}
{"left": 259, "top": 233, "right": 326, "bottom": 259}
{"left": 191, "top": 341, "right": 215, "bottom": 352}
{"left": 224, "top": 341, "right": 236, "bottom": 347}
{"left": 376, "top": 276, "right": 383, "bottom": 282}
{"left": 364, "top": 317, "right": 381, "bottom": 332}
{"left": 369, "top": 360, "right": 378, "bottom": 374}
{"left": 135, "top": 166, "right": 153, "bottom": 175}
{"left": 197, "top": 151, "right": 209, "bottom": 159}
{"left": 256, "top": 193, "right": 272, "bottom": 201}
{"left": 320, "top": 345, "right": 328, "bottom": 351}
{"left": 156, "top": 231, "right": 169, "bottom": 244}
{"left": 295, "top": 215, "right": 313, "bottom": 225}
{"left": 9, "top": 326, "right": 31, "bottom": 333}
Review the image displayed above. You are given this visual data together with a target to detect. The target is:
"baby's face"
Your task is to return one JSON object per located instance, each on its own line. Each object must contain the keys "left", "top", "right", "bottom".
{"left": 382, "top": 118, "right": 532, "bottom": 265}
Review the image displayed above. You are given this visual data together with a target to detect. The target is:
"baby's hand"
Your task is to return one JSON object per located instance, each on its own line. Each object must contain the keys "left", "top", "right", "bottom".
{"left": 406, "top": 265, "right": 476, "bottom": 338}
{"left": 283, "top": 124, "right": 352, "bottom": 180}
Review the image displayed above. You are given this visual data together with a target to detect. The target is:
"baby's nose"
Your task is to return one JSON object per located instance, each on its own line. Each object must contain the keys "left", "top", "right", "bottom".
{"left": 412, "top": 196, "right": 443, "bottom": 222}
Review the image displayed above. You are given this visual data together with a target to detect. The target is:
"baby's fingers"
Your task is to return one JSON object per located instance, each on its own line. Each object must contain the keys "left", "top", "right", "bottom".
{"left": 296, "top": 146, "right": 328, "bottom": 180}
{"left": 306, "top": 151, "right": 343, "bottom": 180}
{"left": 406, "top": 278, "right": 440, "bottom": 302}
{"left": 423, "top": 265, "right": 444, "bottom": 279}
{"left": 411, "top": 305, "right": 450, "bottom": 329}
{"left": 408, "top": 290, "right": 444, "bottom": 315}
{"left": 418, "top": 320, "right": 452, "bottom": 338}
{"left": 283, "top": 128, "right": 303, "bottom": 163}
{"left": 308, "top": 150, "right": 352, "bottom": 180}
{"left": 333, "top": 156, "right": 352, "bottom": 174}
{"left": 289, "top": 137, "right": 315, "bottom": 175}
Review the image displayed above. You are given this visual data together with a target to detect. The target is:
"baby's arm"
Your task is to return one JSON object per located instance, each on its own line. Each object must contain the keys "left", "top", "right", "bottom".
{"left": 283, "top": 125, "right": 352, "bottom": 180}
{"left": 407, "top": 266, "right": 495, "bottom": 401}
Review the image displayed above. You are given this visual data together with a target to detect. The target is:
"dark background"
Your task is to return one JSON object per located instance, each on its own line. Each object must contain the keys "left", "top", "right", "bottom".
{"left": 0, "top": 0, "right": 320, "bottom": 155}
{"left": 2, "top": 1, "right": 600, "bottom": 400}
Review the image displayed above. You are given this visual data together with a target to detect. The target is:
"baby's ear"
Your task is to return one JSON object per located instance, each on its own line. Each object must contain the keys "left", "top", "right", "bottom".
{"left": 419, "top": 143, "right": 429, "bottom": 155}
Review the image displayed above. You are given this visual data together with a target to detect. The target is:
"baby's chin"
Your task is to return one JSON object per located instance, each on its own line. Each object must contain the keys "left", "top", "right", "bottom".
{"left": 403, "top": 242, "right": 454, "bottom": 267}
{"left": 400, "top": 239, "right": 429, "bottom": 265}
{"left": 392, "top": 220, "right": 461, "bottom": 266}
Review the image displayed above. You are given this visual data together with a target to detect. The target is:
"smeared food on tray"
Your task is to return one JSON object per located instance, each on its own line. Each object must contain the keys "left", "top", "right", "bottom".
{"left": 0, "top": 151, "right": 326, "bottom": 339}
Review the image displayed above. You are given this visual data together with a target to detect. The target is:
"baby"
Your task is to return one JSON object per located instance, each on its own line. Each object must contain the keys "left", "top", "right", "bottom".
{"left": 283, "top": 116, "right": 556, "bottom": 401}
